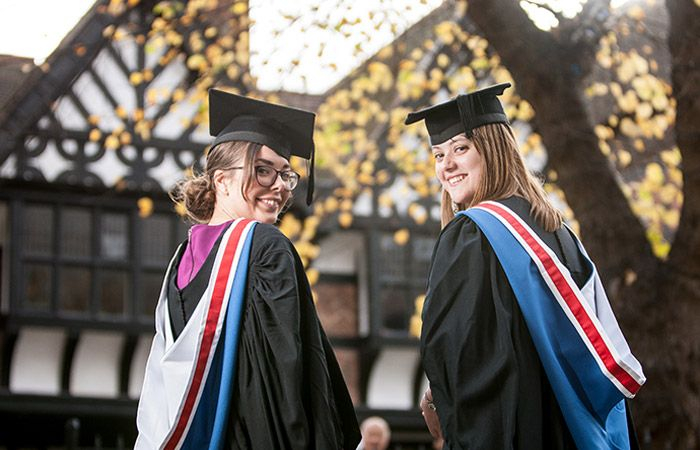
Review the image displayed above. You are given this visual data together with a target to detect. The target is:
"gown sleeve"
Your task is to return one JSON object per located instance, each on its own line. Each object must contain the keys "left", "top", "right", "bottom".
{"left": 420, "top": 215, "right": 521, "bottom": 449}
{"left": 229, "top": 224, "right": 360, "bottom": 449}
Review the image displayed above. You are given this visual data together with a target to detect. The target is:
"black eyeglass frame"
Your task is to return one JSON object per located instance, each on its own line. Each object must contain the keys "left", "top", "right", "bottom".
{"left": 228, "top": 165, "right": 300, "bottom": 191}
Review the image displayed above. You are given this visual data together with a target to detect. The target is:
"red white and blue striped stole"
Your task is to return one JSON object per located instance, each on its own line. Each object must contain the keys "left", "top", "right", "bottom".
{"left": 161, "top": 218, "right": 256, "bottom": 450}
{"left": 462, "top": 201, "right": 645, "bottom": 449}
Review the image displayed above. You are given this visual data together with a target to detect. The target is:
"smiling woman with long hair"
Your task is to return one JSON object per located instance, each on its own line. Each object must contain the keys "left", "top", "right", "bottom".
{"left": 135, "top": 89, "right": 360, "bottom": 449}
{"left": 405, "top": 83, "right": 645, "bottom": 450}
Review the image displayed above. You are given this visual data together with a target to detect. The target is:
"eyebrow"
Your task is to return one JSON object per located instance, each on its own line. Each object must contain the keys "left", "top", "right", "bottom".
{"left": 431, "top": 138, "right": 467, "bottom": 151}
{"left": 255, "top": 157, "right": 290, "bottom": 170}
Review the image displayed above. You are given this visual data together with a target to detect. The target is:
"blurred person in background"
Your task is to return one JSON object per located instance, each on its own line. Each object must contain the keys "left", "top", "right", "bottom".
{"left": 358, "top": 416, "right": 391, "bottom": 450}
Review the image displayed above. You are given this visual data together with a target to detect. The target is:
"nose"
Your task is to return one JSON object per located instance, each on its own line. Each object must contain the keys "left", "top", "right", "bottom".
{"left": 270, "top": 172, "right": 286, "bottom": 191}
{"left": 442, "top": 152, "right": 456, "bottom": 170}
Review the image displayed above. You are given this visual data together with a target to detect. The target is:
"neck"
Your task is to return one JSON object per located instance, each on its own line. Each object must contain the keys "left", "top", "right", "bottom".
{"left": 208, "top": 206, "right": 239, "bottom": 225}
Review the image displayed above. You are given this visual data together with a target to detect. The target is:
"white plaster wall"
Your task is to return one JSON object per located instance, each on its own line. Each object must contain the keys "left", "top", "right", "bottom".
{"left": 418, "top": 373, "right": 429, "bottom": 404}
{"left": 128, "top": 334, "right": 154, "bottom": 399}
{"left": 0, "top": 201, "right": 8, "bottom": 314}
{"left": 9, "top": 327, "right": 65, "bottom": 394}
{"left": 312, "top": 231, "right": 363, "bottom": 274}
{"left": 69, "top": 331, "right": 123, "bottom": 398}
{"left": 366, "top": 347, "right": 420, "bottom": 409}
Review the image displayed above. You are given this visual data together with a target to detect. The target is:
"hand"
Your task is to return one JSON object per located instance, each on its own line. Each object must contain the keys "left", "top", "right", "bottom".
{"left": 420, "top": 387, "right": 443, "bottom": 440}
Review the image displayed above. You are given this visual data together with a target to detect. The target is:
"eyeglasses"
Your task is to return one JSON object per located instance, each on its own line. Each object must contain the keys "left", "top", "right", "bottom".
{"left": 229, "top": 165, "right": 300, "bottom": 191}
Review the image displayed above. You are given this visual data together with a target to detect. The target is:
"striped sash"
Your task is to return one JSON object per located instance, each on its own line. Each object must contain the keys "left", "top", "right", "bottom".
{"left": 462, "top": 201, "right": 645, "bottom": 449}
{"left": 136, "top": 219, "right": 256, "bottom": 450}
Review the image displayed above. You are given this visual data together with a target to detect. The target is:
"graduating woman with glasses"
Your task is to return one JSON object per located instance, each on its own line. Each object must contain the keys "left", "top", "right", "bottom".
{"left": 136, "top": 89, "right": 360, "bottom": 449}
{"left": 405, "top": 83, "right": 645, "bottom": 449}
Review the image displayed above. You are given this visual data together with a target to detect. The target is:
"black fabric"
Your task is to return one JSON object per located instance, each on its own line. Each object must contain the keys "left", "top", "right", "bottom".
{"left": 168, "top": 229, "right": 227, "bottom": 338}
{"left": 209, "top": 89, "right": 315, "bottom": 160}
{"left": 404, "top": 83, "right": 511, "bottom": 145}
{"left": 420, "top": 196, "right": 637, "bottom": 449}
{"left": 208, "top": 89, "right": 317, "bottom": 205}
{"left": 167, "top": 223, "right": 360, "bottom": 449}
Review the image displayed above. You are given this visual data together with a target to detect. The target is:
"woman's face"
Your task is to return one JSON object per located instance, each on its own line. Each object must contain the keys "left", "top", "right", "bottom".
{"left": 432, "top": 133, "right": 482, "bottom": 205}
{"left": 219, "top": 145, "right": 293, "bottom": 224}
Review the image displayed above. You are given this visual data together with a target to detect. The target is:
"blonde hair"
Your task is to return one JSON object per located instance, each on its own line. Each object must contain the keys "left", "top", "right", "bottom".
{"left": 170, "top": 141, "right": 262, "bottom": 223}
{"left": 440, "top": 123, "right": 563, "bottom": 231}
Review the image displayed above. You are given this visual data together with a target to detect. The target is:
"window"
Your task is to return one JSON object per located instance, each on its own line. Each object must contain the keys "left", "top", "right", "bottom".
{"left": 11, "top": 195, "right": 187, "bottom": 328}
{"left": 371, "top": 230, "right": 435, "bottom": 338}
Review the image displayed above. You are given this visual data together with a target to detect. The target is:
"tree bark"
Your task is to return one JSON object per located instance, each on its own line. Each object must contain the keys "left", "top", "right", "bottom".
{"left": 662, "top": 0, "right": 700, "bottom": 446}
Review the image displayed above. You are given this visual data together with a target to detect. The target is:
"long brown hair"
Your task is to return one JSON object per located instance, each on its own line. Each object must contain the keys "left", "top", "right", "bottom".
{"left": 170, "top": 141, "right": 262, "bottom": 223}
{"left": 440, "top": 123, "right": 563, "bottom": 231}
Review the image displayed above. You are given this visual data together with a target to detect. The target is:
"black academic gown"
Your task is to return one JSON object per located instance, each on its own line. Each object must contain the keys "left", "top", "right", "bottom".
{"left": 168, "top": 222, "right": 361, "bottom": 450}
{"left": 420, "top": 196, "right": 638, "bottom": 450}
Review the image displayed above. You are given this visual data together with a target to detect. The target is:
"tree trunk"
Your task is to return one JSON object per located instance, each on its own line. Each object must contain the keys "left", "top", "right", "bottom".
{"left": 661, "top": 0, "right": 700, "bottom": 446}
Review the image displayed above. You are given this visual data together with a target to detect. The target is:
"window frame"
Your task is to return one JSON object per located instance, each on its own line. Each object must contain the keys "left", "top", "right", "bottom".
{"left": 2, "top": 186, "right": 187, "bottom": 333}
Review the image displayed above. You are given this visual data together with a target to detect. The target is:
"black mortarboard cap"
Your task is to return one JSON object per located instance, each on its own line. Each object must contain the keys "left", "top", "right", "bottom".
{"left": 209, "top": 88, "right": 317, "bottom": 205}
{"left": 404, "top": 82, "right": 512, "bottom": 145}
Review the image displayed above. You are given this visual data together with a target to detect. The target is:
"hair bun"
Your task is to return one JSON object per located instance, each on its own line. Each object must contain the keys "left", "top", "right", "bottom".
{"left": 170, "top": 174, "right": 215, "bottom": 223}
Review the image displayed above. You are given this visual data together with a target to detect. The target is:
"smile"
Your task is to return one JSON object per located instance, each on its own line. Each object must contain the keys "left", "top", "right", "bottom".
{"left": 259, "top": 198, "right": 281, "bottom": 209}
{"left": 448, "top": 174, "right": 466, "bottom": 186}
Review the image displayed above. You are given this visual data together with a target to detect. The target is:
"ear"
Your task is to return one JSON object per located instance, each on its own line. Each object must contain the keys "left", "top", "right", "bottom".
{"left": 212, "top": 169, "right": 229, "bottom": 196}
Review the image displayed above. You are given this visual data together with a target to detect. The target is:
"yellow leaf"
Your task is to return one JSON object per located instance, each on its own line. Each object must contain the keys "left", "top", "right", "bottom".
{"left": 651, "top": 92, "right": 669, "bottom": 110}
{"left": 129, "top": 72, "right": 144, "bottom": 85}
{"left": 663, "top": 209, "right": 680, "bottom": 228}
{"left": 393, "top": 228, "right": 410, "bottom": 246}
{"left": 434, "top": 21, "right": 455, "bottom": 45}
{"left": 172, "top": 89, "right": 186, "bottom": 102}
{"left": 232, "top": 2, "right": 247, "bottom": 15}
{"left": 338, "top": 212, "right": 353, "bottom": 228}
{"left": 594, "top": 125, "right": 613, "bottom": 140}
{"left": 645, "top": 162, "right": 664, "bottom": 185}
{"left": 379, "top": 194, "right": 394, "bottom": 208}
{"left": 187, "top": 54, "right": 207, "bottom": 71}
{"left": 174, "top": 202, "right": 187, "bottom": 217}
{"left": 325, "top": 197, "right": 339, "bottom": 213}
{"left": 618, "top": 90, "right": 639, "bottom": 113}
{"left": 660, "top": 148, "right": 681, "bottom": 166}
{"left": 89, "top": 129, "right": 102, "bottom": 142}
{"left": 105, "top": 135, "right": 119, "bottom": 150}
{"left": 120, "top": 131, "right": 132, "bottom": 145}
{"left": 138, "top": 197, "right": 153, "bottom": 218}
{"left": 620, "top": 117, "right": 640, "bottom": 137}
{"left": 306, "top": 268, "right": 319, "bottom": 286}
{"left": 517, "top": 101, "right": 535, "bottom": 121}
{"left": 628, "top": 5, "right": 645, "bottom": 20}
{"left": 618, "top": 149, "right": 632, "bottom": 167}
{"left": 409, "top": 314, "right": 422, "bottom": 338}
{"left": 115, "top": 106, "right": 127, "bottom": 119}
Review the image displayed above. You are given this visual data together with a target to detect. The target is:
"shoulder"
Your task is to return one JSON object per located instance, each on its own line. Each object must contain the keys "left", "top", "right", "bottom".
{"left": 251, "top": 222, "right": 293, "bottom": 249}
{"left": 249, "top": 222, "right": 298, "bottom": 265}
{"left": 428, "top": 213, "right": 489, "bottom": 279}
{"left": 436, "top": 213, "right": 482, "bottom": 251}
